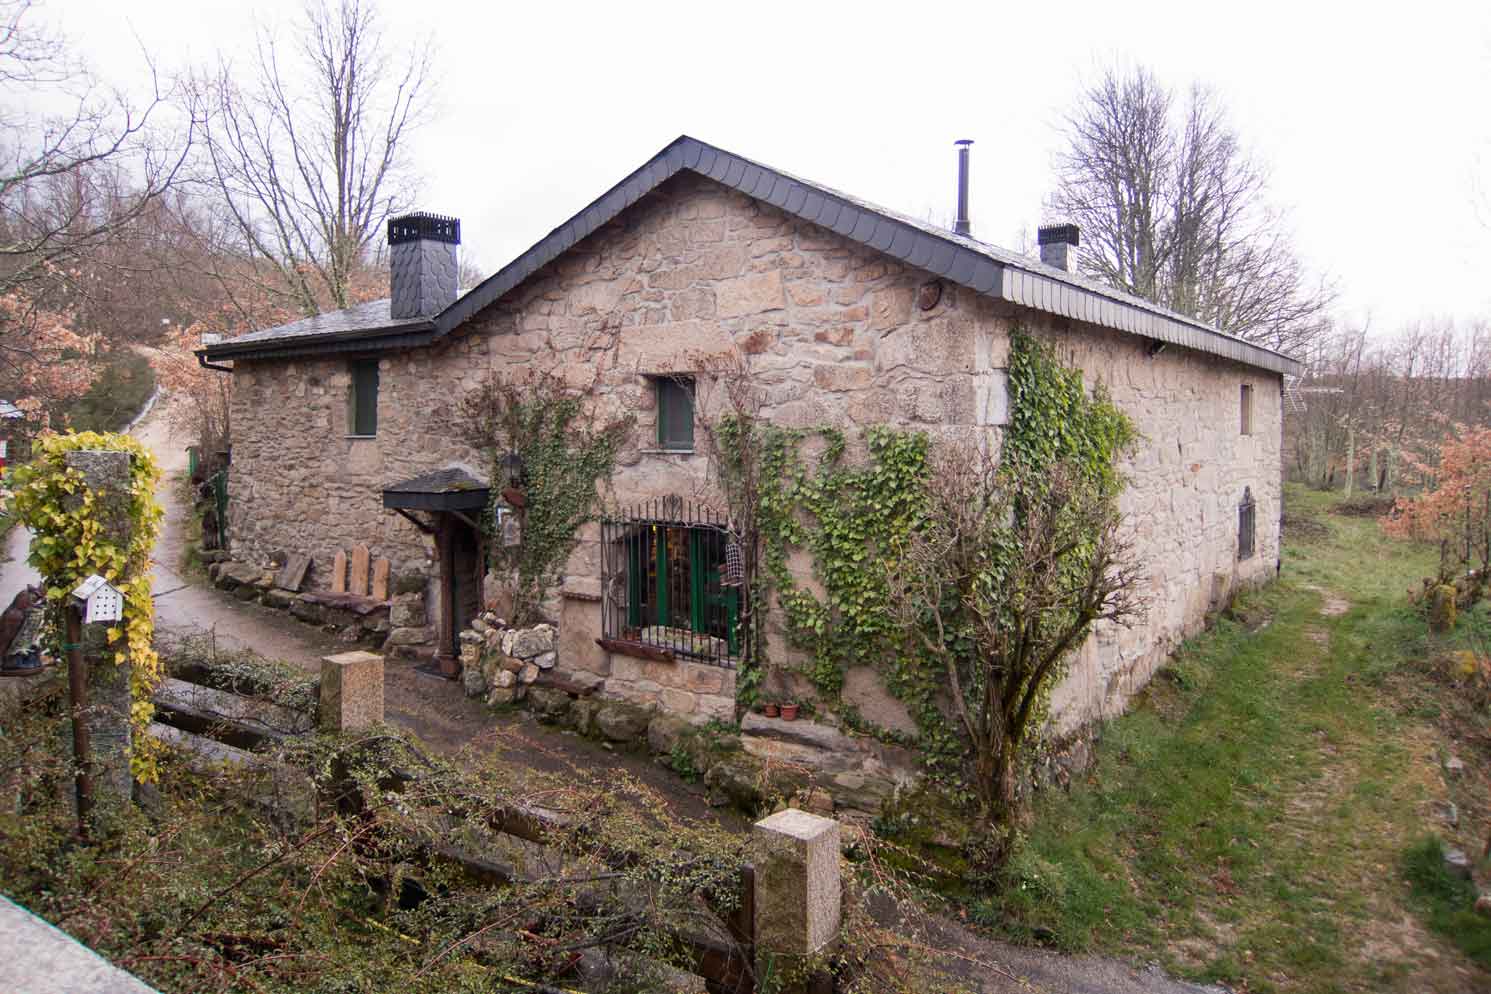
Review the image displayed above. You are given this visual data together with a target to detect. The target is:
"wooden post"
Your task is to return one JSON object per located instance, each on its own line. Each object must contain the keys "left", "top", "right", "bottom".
{"left": 63, "top": 604, "right": 92, "bottom": 837}
{"left": 350, "top": 544, "right": 371, "bottom": 597}
{"left": 752, "top": 808, "right": 839, "bottom": 993}
{"left": 436, "top": 517, "right": 458, "bottom": 676}
{"left": 331, "top": 549, "right": 348, "bottom": 593}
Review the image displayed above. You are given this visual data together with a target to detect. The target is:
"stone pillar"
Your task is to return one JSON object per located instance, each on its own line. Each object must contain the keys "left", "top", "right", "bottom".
{"left": 752, "top": 808, "right": 840, "bottom": 991}
{"left": 320, "top": 651, "right": 384, "bottom": 732}
{"left": 63, "top": 450, "right": 134, "bottom": 802}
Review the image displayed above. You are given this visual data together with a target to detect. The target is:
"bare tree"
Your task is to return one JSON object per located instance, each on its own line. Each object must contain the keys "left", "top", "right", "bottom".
{"left": 196, "top": 0, "right": 432, "bottom": 316}
{"left": 889, "top": 441, "right": 1139, "bottom": 833}
{"left": 0, "top": 0, "right": 193, "bottom": 307}
{"left": 1048, "top": 65, "right": 1332, "bottom": 355}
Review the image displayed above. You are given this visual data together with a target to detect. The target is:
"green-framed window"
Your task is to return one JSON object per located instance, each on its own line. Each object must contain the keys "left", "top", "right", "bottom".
{"left": 602, "top": 501, "right": 744, "bottom": 664}
{"left": 656, "top": 376, "right": 694, "bottom": 451}
{"left": 349, "top": 359, "right": 379, "bottom": 436}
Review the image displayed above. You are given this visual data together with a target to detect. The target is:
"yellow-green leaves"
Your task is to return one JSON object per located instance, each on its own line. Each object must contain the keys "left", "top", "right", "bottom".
{"left": 10, "top": 430, "right": 165, "bottom": 781}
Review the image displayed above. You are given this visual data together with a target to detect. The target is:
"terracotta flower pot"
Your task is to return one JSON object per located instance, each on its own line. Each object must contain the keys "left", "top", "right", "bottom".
{"left": 762, "top": 702, "right": 780, "bottom": 718}
{"left": 779, "top": 702, "right": 799, "bottom": 721}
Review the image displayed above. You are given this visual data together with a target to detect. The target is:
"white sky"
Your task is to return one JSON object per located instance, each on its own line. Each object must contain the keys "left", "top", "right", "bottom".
{"left": 56, "top": 0, "right": 1491, "bottom": 337}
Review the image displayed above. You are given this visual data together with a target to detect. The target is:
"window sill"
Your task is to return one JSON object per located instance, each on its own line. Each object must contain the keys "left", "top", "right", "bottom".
{"left": 639, "top": 447, "right": 695, "bottom": 456}
{"left": 596, "top": 637, "right": 675, "bottom": 662}
{"left": 345, "top": 434, "right": 378, "bottom": 440}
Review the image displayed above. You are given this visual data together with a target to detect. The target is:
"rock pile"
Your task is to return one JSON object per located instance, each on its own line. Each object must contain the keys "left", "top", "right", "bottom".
{"left": 456, "top": 613, "right": 562, "bottom": 706}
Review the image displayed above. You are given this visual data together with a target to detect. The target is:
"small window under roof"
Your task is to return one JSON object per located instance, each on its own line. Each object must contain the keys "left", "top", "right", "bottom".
{"left": 349, "top": 359, "right": 379, "bottom": 437}
{"left": 656, "top": 377, "right": 694, "bottom": 452}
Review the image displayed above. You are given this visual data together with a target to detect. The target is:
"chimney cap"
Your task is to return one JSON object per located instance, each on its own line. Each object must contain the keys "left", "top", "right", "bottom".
{"left": 389, "top": 212, "right": 461, "bottom": 246}
{"left": 1037, "top": 223, "right": 1079, "bottom": 247}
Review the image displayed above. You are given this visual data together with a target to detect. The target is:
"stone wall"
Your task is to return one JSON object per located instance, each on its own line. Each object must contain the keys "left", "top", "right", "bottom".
{"left": 225, "top": 171, "right": 1283, "bottom": 731}
{"left": 1031, "top": 321, "right": 1281, "bottom": 732}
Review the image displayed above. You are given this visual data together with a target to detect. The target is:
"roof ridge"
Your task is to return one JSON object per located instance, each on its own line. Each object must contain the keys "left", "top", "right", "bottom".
{"left": 202, "top": 135, "right": 1300, "bottom": 376}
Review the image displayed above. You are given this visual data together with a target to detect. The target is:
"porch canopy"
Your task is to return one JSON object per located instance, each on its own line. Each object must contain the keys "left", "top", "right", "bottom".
{"left": 381, "top": 467, "right": 489, "bottom": 514}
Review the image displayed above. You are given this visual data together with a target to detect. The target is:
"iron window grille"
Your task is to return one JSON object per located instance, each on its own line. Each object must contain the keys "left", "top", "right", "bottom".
{"left": 349, "top": 358, "right": 379, "bottom": 436}
{"left": 656, "top": 376, "right": 694, "bottom": 451}
{"left": 1238, "top": 487, "right": 1256, "bottom": 560}
{"left": 601, "top": 497, "right": 745, "bottom": 667}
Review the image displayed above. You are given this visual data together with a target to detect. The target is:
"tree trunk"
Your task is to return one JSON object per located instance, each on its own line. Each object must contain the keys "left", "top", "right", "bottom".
{"left": 1345, "top": 426, "right": 1354, "bottom": 497}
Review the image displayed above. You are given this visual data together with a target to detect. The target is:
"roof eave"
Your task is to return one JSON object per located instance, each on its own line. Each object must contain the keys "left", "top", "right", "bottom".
{"left": 200, "top": 318, "right": 437, "bottom": 362}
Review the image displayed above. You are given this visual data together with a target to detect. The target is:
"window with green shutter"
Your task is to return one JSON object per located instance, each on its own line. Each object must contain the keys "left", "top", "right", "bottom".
{"left": 602, "top": 498, "right": 745, "bottom": 665}
{"left": 349, "top": 359, "right": 379, "bottom": 436}
{"left": 656, "top": 376, "right": 694, "bottom": 451}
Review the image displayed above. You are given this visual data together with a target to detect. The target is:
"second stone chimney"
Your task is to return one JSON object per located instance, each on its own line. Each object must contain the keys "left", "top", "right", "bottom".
{"left": 389, "top": 212, "right": 460, "bottom": 319}
{"left": 1037, "top": 223, "right": 1079, "bottom": 272}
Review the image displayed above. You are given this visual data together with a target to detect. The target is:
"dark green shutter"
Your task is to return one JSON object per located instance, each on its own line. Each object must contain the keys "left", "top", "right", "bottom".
{"left": 351, "top": 359, "right": 379, "bottom": 436}
{"left": 657, "top": 378, "right": 694, "bottom": 450}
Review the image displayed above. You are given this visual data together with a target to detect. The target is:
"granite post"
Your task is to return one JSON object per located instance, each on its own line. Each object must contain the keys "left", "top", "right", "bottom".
{"left": 752, "top": 807, "right": 840, "bottom": 991}
{"left": 63, "top": 449, "right": 134, "bottom": 804}
{"left": 319, "top": 650, "right": 384, "bottom": 732}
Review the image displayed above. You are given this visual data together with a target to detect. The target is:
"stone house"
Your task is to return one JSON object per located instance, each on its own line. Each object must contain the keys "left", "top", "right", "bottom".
{"left": 199, "top": 135, "right": 1300, "bottom": 735}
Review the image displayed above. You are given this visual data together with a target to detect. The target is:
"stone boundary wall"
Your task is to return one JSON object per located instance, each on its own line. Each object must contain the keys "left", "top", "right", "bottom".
{"left": 224, "top": 171, "right": 1283, "bottom": 734}
{"left": 203, "top": 555, "right": 436, "bottom": 656}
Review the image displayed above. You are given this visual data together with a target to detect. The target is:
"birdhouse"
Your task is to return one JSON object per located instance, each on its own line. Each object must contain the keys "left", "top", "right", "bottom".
{"left": 71, "top": 574, "right": 124, "bottom": 625}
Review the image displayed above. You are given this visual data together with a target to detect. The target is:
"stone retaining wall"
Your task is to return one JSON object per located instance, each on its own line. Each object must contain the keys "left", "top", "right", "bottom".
{"left": 204, "top": 556, "right": 437, "bottom": 656}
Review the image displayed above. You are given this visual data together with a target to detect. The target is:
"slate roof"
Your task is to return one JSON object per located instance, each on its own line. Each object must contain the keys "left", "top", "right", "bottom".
{"left": 215, "top": 298, "right": 430, "bottom": 348}
{"left": 382, "top": 467, "right": 490, "bottom": 513}
{"left": 383, "top": 467, "right": 488, "bottom": 494}
{"left": 200, "top": 135, "right": 1302, "bottom": 376}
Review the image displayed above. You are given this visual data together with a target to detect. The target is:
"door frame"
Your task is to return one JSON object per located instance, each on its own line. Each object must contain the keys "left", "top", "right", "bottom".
{"left": 436, "top": 513, "right": 485, "bottom": 675}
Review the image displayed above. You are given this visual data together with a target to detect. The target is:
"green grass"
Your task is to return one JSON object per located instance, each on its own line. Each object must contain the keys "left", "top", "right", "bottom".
{"left": 1402, "top": 835, "right": 1491, "bottom": 967}
{"left": 977, "top": 485, "right": 1489, "bottom": 992}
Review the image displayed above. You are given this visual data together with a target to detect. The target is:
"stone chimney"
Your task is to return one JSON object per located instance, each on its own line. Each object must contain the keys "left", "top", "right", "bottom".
{"left": 1037, "top": 223, "right": 1079, "bottom": 272}
{"left": 388, "top": 212, "right": 460, "bottom": 319}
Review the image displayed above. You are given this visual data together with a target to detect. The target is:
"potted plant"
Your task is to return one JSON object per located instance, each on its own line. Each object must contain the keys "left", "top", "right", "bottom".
{"left": 762, "top": 701, "right": 780, "bottom": 718}
{"left": 779, "top": 701, "right": 799, "bottom": 721}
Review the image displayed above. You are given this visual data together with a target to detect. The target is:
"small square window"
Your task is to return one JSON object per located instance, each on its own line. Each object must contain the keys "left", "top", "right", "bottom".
{"left": 656, "top": 376, "right": 694, "bottom": 451}
{"left": 349, "top": 359, "right": 379, "bottom": 436}
{"left": 1240, "top": 384, "right": 1254, "bottom": 436}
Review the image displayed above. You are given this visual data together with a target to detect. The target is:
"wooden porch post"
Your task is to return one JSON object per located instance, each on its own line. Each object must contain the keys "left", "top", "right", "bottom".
{"left": 435, "top": 514, "right": 458, "bottom": 676}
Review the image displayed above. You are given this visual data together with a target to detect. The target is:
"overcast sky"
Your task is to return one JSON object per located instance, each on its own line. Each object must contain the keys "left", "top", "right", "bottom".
{"left": 58, "top": 0, "right": 1491, "bottom": 337}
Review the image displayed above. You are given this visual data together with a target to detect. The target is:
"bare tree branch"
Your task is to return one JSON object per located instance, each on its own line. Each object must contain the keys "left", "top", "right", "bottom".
{"left": 1048, "top": 65, "right": 1334, "bottom": 355}
{"left": 194, "top": 0, "right": 433, "bottom": 316}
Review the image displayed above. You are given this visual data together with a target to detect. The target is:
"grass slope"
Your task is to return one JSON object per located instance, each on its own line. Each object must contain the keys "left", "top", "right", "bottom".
{"left": 976, "top": 485, "right": 1491, "bottom": 993}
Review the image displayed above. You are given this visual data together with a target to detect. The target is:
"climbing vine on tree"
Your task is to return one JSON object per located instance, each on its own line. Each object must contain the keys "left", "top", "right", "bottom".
{"left": 716, "top": 330, "right": 1139, "bottom": 833}
{"left": 451, "top": 372, "right": 632, "bottom": 625}
{"left": 9, "top": 431, "right": 165, "bottom": 781}
{"left": 890, "top": 330, "right": 1138, "bottom": 834}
